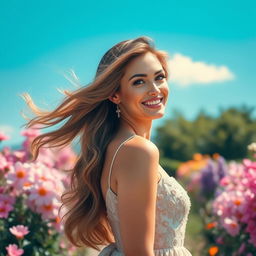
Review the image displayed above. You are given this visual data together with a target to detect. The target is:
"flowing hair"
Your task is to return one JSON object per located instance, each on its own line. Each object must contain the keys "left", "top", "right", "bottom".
{"left": 21, "top": 36, "right": 170, "bottom": 250}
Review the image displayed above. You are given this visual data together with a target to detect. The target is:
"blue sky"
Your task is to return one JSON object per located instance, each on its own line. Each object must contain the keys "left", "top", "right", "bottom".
{"left": 0, "top": 0, "right": 255, "bottom": 147}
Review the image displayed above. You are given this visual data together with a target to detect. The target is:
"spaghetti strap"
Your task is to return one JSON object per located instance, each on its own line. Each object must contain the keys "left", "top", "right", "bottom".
{"left": 108, "top": 134, "right": 136, "bottom": 192}
{"left": 101, "top": 134, "right": 192, "bottom": 256}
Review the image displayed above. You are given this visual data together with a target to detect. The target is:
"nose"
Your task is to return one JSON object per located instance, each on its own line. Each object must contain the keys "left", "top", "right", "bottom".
{"left": 148, "top": 82, "right": 161, "bottom": 96}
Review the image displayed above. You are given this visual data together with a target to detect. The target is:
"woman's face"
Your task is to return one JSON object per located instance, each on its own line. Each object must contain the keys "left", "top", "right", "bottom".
{"left": 114, "top": 51, "right": 169, "bottom": 122}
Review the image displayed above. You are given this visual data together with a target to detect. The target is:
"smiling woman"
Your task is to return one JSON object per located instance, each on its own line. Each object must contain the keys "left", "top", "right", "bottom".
{"left": 21, "top": 36, "right": 192, "bottom": 256}
{"left": 111, "top": 51, "right": 169, "bottom": 127}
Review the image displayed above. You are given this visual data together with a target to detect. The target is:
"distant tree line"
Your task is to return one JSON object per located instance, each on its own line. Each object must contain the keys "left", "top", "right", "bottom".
{"left": 154, "top": 105, "right": 256, "bottom": 175}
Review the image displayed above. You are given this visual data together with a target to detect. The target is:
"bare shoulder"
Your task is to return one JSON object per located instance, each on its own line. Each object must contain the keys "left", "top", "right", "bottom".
{"left": 119, "top": 135, "right": 159, "bottom": 162}
{"left": 115, "top": 135, "right": 159, "bottom": 181}
{"left": 115, "top": 136, "right": 160, "bottom": 254}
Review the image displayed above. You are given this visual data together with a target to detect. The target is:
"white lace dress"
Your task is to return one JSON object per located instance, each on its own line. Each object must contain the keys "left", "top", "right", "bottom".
{"left": 99, "top": 135, "right": 192, "bottom": 256}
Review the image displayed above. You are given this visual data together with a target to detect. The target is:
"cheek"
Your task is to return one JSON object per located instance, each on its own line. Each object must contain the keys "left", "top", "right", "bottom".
{"left": 123, "top": 88, "right": 145, "bottom": 102}
{"left": 161, "top": 83, "right": 169, "bottom": 96}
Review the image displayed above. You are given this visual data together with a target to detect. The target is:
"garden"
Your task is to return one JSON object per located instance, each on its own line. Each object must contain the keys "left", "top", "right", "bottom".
{"left": 0, "top": 106, "right": 256, "bottom": 255}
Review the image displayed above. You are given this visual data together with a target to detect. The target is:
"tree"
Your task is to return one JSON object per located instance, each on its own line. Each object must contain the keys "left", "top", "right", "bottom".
{"left": 154, "top": 105, "right": 256, "bottom": 162}
{"left": 205, "top": 105, "right": 256, "bottom": 160}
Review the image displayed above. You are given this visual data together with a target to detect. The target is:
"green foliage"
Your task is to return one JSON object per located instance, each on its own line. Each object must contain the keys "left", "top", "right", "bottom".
{"left": 159, "top": 157, "right": 181, "bottom": 177}
{"left": 155, "top": 105, "right": 256, "bottom": 161}
{"left": 206, "top": 106, "right": 256, "bottom": 159}
{"left": 185, "top": 210, "right": 205, "bottom": 255}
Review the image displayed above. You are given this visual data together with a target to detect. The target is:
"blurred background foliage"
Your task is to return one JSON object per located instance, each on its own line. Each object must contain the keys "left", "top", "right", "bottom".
{"left": 153, "top": 104, "right": 256, "bottom": 255}
{"left": 155, "top": 105, "right": 256, "bottom": 173}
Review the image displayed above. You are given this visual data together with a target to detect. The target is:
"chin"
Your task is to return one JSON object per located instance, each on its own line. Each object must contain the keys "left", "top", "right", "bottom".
{"left": 141, "top": 102, "right": 166, "bottom": 120}
{"left": 146, "top": 111, "right": 165, "bottom": 120}
{"left": 152, "top": 113, "right": 165, "bottom": 119}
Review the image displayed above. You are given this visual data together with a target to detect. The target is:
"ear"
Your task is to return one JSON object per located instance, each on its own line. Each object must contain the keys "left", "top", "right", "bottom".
{"left": 108, "top": 92, "right": 120, "bottom": 104}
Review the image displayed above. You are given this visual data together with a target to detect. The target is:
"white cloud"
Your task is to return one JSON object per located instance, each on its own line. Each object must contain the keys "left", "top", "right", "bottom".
{"left": 0, "top": 125, "right": 15, "bottom": 136}
{"left": 168, "top": 53, "right": 235, "bottom": 87}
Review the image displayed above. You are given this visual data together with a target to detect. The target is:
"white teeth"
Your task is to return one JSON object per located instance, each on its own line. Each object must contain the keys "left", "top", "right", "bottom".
{"left": 144, "top": 99, "right": 161, "bottom": 105}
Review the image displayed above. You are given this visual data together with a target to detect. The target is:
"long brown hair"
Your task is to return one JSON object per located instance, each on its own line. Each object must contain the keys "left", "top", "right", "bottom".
{"left": 21, "top": 36, "right": 170, "bottom": 250}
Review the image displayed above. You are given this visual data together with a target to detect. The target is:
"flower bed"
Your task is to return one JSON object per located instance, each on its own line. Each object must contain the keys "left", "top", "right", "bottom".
{"left": 0, "top": 129, "right": 77, "bottom": 255}
{"left": 177, "top": 143, "right": 256, "bottom": 255}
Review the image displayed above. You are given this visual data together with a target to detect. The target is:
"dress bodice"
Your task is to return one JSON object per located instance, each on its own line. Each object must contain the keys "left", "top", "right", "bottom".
{"left": 99, "top": 135, "right": 192, "bottom": 256}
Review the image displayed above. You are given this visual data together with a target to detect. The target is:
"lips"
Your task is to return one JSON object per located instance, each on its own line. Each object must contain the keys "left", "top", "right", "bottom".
{"left": 142, "top": 97, "right": 164, "bottom": 105}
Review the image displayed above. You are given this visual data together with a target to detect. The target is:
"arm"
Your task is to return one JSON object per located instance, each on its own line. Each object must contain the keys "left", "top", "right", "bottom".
{"left": 116, "top": 137, "right": 159, "bottom": 256}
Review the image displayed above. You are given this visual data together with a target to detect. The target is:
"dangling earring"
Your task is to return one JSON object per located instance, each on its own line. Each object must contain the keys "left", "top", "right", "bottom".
{"left": 116, "top": 104, "right": 121, "bottom": 118}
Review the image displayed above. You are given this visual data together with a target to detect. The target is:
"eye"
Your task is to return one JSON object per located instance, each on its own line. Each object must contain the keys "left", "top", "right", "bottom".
{"left": 156, "top": 74, "right": 166, "bottom": 81}
{"left": 132, "top": 79, "right": 144, "bottom": 86}
{"left": 132, "top": 74, "right": 166, "bottom": 86}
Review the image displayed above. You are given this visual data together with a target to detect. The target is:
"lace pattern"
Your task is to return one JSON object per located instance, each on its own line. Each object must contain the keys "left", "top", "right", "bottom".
{"left": 154, "top": 171, "right": 191, "bottom": 249}
{"left": 99, "top": 134, "right": 192, "bottom": 255}
{"left": 100, "top": 168, "right": 192, "bottom": 255}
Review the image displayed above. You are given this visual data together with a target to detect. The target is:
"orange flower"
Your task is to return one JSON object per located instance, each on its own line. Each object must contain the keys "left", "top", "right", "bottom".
{"left": 206, "top": 222, "right": 217, "bottom": 229}
{"left": 193, "top": 153, "right": 203, "bottom": 161}
{"left": 208, "top": 246, "right": 218, "bottom": 256}
{"left": 213, "top": 153, "right": 220, "bottom": 160}
{"left": 233, "top": 199, "right": 241, "bottom": 206}
{"left": 55, "top": 216, "right": 61, "bottom": 223}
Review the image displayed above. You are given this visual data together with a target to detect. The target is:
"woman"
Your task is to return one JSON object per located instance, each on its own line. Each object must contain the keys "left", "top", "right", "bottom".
{"left": 22, "top": 36, "right": 192, "bottom": 256}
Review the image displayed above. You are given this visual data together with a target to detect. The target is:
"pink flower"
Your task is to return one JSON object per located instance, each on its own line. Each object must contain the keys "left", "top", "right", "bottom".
{"left": 219, "top": 176, "right": 229, "bottom": 186}
{"left": 9, "top": 225, "right": 29, "bottom": 239}
{"left": 53, "top": 146, "right": 77, "bottom": 170}
{"left": 21, "top": 127, "right": 41, "bottom": 138}
{"left": 212, "top": 159, "right": 256, "bottom": 246}
{"left": 0, "top": 201, "right": 13, "bottom": 218}
{"left": 28, "top": 180, "right": 56, "bottom": 206}
{"left": 216, "top": 236, "right": 224, "bottom": 245}
{"left": 12, "top": 150, "right": 27, "bottom": 163}
{"left": 0, "top": 194, "right": 15, "bottom": 218}
{"left": 0, "top": 131, "right": 9, "bottom": 141}
{"left": 238, "top": 243, "right": 246, "bottom": 254}
{"left": 243, "top": 158, "right": 256, "bottom": 170}
{"left": 1, "top": 147, "right": 15, "bottom": 165}
{"left": 5, "top": 244, "right": 24, "bottom": 256}
{"left": 21, "top": 126, "right": 41, "bottom": 154}
{"left": 0, "top": 153, "right": 9, "bottom": 171}
{"left": 37, "top": 198, "right": 61, "bottom": 220}
{"left": 223, "top": 217, "right": 240, "bottom": 236}
{"left": 32, "top": 162, "right": 64, "bottom": 188}
{"left": 36, "top": 148, "right": 56, "bottom": 168}
{"left": 49, "top": 215, "right": 64, "bottom": 232}
{"left": 5, "top": 162, "right": 34, "bottom": 190}
{"left": 0, "top": 194, "right": 15, "bottom": 205}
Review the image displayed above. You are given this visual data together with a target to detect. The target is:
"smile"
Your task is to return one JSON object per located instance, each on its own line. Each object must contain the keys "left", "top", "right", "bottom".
{"left": 142, "top": 97, "right": 163, "bottom": 108}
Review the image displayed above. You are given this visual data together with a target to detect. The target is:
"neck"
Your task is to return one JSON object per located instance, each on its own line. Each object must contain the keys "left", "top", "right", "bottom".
{"left": 119, "top": 119, "right": 153, "bottom": 140}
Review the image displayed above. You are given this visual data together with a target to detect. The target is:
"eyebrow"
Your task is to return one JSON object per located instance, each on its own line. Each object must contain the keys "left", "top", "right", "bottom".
{"left": 128, "top": 69, "right": 164, "bottom": 81}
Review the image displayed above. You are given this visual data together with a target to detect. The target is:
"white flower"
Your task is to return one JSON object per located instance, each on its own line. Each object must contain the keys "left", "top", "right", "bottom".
{"left": 248, "top": 142, "right": 256, "bottom": 152}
